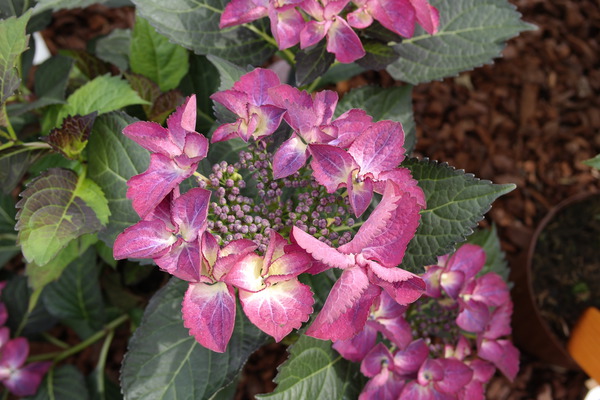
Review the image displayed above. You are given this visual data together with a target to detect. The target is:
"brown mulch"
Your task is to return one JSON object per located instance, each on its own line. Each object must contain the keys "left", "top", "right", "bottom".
{"left": 34, "top": 0, "right": 599, "bottom": 399}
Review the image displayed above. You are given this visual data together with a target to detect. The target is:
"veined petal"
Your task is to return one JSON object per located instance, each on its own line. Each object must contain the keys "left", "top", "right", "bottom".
{"left": 265, "top": 251, "right": 312, "bottom": 284}
{"left": 369, "top": 0, "right": 416, "bottom": 38}
{"left": 2, "top": 361, "right": 52, "bottom": 397}
{"left": 182, "top": 133, "right": 209, "bottom": 161}
{"left": 477, "top": 339, "right": 519, "bottom": 381}
{"left": 220, "top": 0, "right": 267, "bottom": 27}
{"left": 410, "top": 0, "right": 440, "bottom": 35}
{"left": 309, "top": 143, "right": 357, "bottom": 193}
{"left": 233, "top": 68, "right": 281, "bottom": 105}
{"left": 263, "top": 230, "right": 288, "bottom": 270}
{"left": 347, "top": 6, "right": 373, "bottom": 29}
{"left": 333, "top": 323, "right": 378, "bottom": 362}
{"left": 328, "top": 108, "right": 373, "bottom": 148}
{"left": 435, "top": 359, "right": 473, "bottom": 394}
{"left": 0, "top": 338, "right": 28, "bottom": 369}
{"left": 224, "top": 253, "right": 265, "bottom": 292}
{"left": 272, "top": 134, "right": 308, "bottom": 179}
{"left": 440, "top": 270, "right": 465, "bottom": 299}
{"left": 183, "top": 281, "right": 237, "bottom": 353}
{"left": 306, "top": 267, "right": 380, "bottom": 341}
{"left": 361, "top": 342, "right": 394, "bottom": 377}
{"left": 270, "top": 7, "right": 305, "bottom": 49}
{"left": 368, "top": 267, "right": 425, "bottom": 305}
{"left": 456, "top": 298, "right": 490, "bottom": 333}
{"left": 239, "top": 279, "right": 314, "bottom": 342}
{"left": 292, "top": 226, "right": 355, "bottom": 269}
{"left": 360, "top": 371, "right": 405, "bottom": 400}
{"left": 171, "top": 188, "right": 210, "bottom": 242}
{"left": 167, "top": 95, "right": 197, "bottom": 149}
{"left": 375, "top": 167, "right": 426, "bottom": 207}
{"left": 154, "top": 239, "right": 201, "bottom": 282}
{"left": 348, "top": 173, "right": 374, "bottom": 218}
{"left": 393, "top": 339, "right": 429, "bottom": 375}
{"left": 211, "top": 121, "right": 242, "bottom": 143}
{"left": 248, "top": 104, "right": 286, "bottom": 140}
{"left": 348, "top": 120, "right": 406, "bottom": 176}
{"left": 113, "top": 219, "right": 176, "bottom": 260}
{"left": 445, "top": 244, "right": 485, "bottom": 282}
{"left": 483, "top": 301, "right": 513, "bottom": 340}
{"left": 471, "top": 273, "right": 510, "bottom": 307}
{"left": 122, "top": 121, "right": 182, "bottom": 157}
{"left": 326, "top": 17, "right": 366, "bottom": 63}
{"left": 300, "top": 20, "right": 329, "bottom": 49}
{"left": 210, "top": 89, "right": 250, "bottom": 117}
{"left": 340, "top": 180, "right": 422, "bottom": 267}
{"left": 127, "top": 154, "right": 195, "bottom": 218}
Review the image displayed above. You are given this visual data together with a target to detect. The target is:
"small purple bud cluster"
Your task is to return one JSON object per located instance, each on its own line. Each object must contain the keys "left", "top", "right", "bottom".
{"left": 408, "top": 297, "right": 460, "bottom": 356}
{"left": 201, "top": 141, "right": 357, "bottom": 252}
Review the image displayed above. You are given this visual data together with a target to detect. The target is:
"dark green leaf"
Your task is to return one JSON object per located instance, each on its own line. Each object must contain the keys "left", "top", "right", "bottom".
{"left": 207, "top": 55, "right": 248, "bottom": 91}
{"left": 121, "top": 277, "right": 269, "bottom": 400}
{"left": 15, "top": 168, "right": 109, "bottom": 265}
{"left": 295, "top": 41, "right": 335, "bottom": 87}
{"left": 1, "top": 275, "right": 57, "bottom": 336}
{"left": 124, "top": 72, "right": 162, "bottom": 118}
{"left": 256, "top": 335, "right": 363, "bottom": 400}
{"left": 401, "top": 158, "right": 516, "bottom": 272}
{"left": 87, "top": 370, "right": 123, "bottom": 400}
{"left": 317, "top": 63, "right": 365, "bottom": 88}
{"left": 43, "top": 247, "right": 105, "bottom": 338}
{"left": 0, "top": 0, "right": 29, "bottom": 18}
{"left": 87, "top": 112, "right": 150, "bottom": 246}
{"left": 0, "top": 11, "right": 30, "bottom": 113}
{"left": 94, "top": 28, "right": 131, "bottom": 71}
{"left": 387, "top": 0, "right": 535, "bottom": 84}
{"left": 34, "top": 55, "right": 74, "bottom": 104}
{"left": 356, "top": 40, "right": 399, "bottom": 71}
{"left": 130, "top": 15, "right": 189, "bottom": 91}
{"left": 335, "top": 85, "right": 416, "bottom": 153}
{"left": 0, "top": 145, "right": 49, "bottom": 194}
{"left": 42, "top": 112, "right": 97, "bottom": 160}
{"left": 132, "top": 0, "right": 274, "bottom": 66}
{"left": 0, "top": 190, "right": 19, "bottom": 267}
{"left": 32, "top": 0, "right": 108, "bottom": 15}
{"left": 60, "top": 49, "right": 111, "bottom": 80}
{"left": 466, "top": 224, "right": 509, "bottom": 281}
{"left": 149, "top": 90, "right": 184, "bottom": 124}
{"left": 25, "top": 365, "right": 91, "bottom": 400}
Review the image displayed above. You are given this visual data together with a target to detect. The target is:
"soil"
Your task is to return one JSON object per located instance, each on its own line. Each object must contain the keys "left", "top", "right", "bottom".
{"left": 31, "top": 0, "right": 600, "bottom": 399}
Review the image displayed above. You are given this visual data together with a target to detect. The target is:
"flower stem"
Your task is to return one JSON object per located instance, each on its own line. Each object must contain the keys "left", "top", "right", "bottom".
{"left": 94, "top": 327, "right": 115, "bottom": 398}
{"left": 1, "top": 104, "right": 17, "bottom": 141}
{"left": 244, "top": 24, "right": 296, "bottom": 66}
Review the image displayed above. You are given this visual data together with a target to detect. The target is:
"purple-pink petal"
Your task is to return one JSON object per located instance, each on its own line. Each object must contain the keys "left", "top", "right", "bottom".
{"left": 360, "top": 371, "right": 406, "bottom": 400}
{"left": 440, "top": 270, "right": 464, "bottom": 299}
{"left": 0, "top": 338, "right": 28, "bottom": 369}
{"left": 182, "top": 281, "right": 237, "bottom": 353}
{"left": 122, "top": 121, "right": 183, "bottom": 157}
{"left": 393, "top": 339, "right": 429, "bottom": 375}
{"left": 1, "top": 361, "right": 52, "bottom": 397}
{"left": 127, "top": 153, "right": 195, "bottom": 218}
{"left": 328, "top": 109, "right": 373, "bottom": 148}
{"left": 333, "top": 323, "right": 378, "bottom": 362}
{"left": 370, "top": 0, "right": 417, "bottom": 38}
{"left": 410, "top": 0, "right": 440, "bottom": 35}
{"left": 300, "top": 20, "right": 329, "bottom": 48}
{"left": 471, "top": 273, "right": 510, "bottom": 307}
{"left": 477, "top": 339, "right": 519, "bottom": 381}
{"left": 326, "top": 17, "right": 366, "bottom": 63}
{"left": 220, "top": 0, "right": 267, "bottom": 28}
{"left": 239, "top": 279, "right": 314, "bottom": 342}
{"left": 445, "top": 244, "right": 485, "bottom": 282}
{"left": 292, "top": 226, "right": 355, "bottom": 270}
{"left": 154, "top": 239, "right": 201, "bottom": 282}
{"left": 348, "top": 120, "right": 406, "bottom": 177}
{"left": 435, "top": 359, "right": 473, "bottom": 394}
{"left": 456, "top": 298, "right": 490, "bottom": 333}
{"left": 171, "top": 188, "right": 210, "bottom": 242}
{"left": 347, "top": 174, "right": 374, "bottom": 217}
{"left": 166, "top": 95, "right": 197, "bottom": 149}
{"left": 272, "top": 135, "right": 308, "bottom": 179}
{"left": 113, "top": 219, "right": 176, "bottom": 260}
{"left": 233, "top": 68, "right": 281, "bottom": 105}
{"left": 483, "top": 302, "right": 513, "bottom": 340}
{"left": 309, "top": 144, "right": 357, "bottom": 192}
{"left": 361, "top": 342, "right": 394, "bottom": 377}
{"left": 270, "top": 7, "right": 305, "bottom": 49}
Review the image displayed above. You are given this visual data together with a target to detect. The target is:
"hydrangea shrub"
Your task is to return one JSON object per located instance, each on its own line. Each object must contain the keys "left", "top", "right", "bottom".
{"left": 0, "top": 0, "right": 534, "bottom": 398}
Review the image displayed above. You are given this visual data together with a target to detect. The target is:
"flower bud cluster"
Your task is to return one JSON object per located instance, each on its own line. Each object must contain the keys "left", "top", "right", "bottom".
{"left": 0, "top": 282, "right": 51, "bottom": 397}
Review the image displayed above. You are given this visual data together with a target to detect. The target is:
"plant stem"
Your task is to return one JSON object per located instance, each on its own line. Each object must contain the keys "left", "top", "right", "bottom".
{"left": 1, "top": 104, "right": 17, "bottom": 141}
{"left": 42, "top": 332, "right": 70, "bottom": 349}
{"left": 244, "top": 24, "right": 296, "bottom": 66}
{"left": 95, "top": 327, "right": 115, "bottom": 399}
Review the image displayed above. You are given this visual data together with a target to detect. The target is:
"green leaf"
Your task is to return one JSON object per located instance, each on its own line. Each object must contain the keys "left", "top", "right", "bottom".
{"left": 121, "top": 278, "right": 269, "bottom": 400}
{"left": 50, "top": 74, "right": 149, "bottom": 129}
{"left": 295, "top": 41, "right": 335, "bottom": 87}
{"left": 87, "top": 112, "right": 150, "bottom": 247}
{"left": 43, "top": 247, "right": 105, "bottom": 338}
{"left": 94, "top": 28, "right": 131, "bottom": 71}
{"left": 26, "top": 233, "right": 97, "bottom": 292}
{"left": 132, "top": 0, "right": 274, "bottom": 66}
{"left": 42, "top": 112, "right": 97, "bottom": 160}
{"left": 130, "top": 15, "right": 189, "bottom": 92}
{"left": 32, "top": 0, "right": 108, "bottom": 15}
{"left": 1, "top": 275, "right": 57, "bottom": 336}
{"left": 335, "top": 85, "right": 416, "bottom": 152}
{"left": 256, "top": 335, "right": 363, "bottom": 400}
{"left": 583, "top": 154, "right": 600, "bottom": 170}
{"left": 401, "top": 158, "right": 515, "bottom": 272}
{"left": 356, "top": 40, "right": 399, "bottom": 71}
{"left": 0, "top": 145, "right": 49, "bottom": 194}
{"left": 34, "top": 55, "right": 74, "bottom": 105}
{"left": 60, "top": 49, "right": 111, "bottom": 80}
{"left": 25, "top": 365, "right": 91, "bottom": 400}
{"left": 0, "top": 11, "right": 30, "bottom": 110}
{"left": 316, "top": 63, "right": 365, "bottom": 89}
{"left": 179, "top": 54, "right": 219, "bottom": 132}
{"left": 15, "top": 168, "right": 109, "bottom": 265}
{"left": 207, "top": 55, "right": 248, "bottom": 91}
{"left": 0, "top": 190, "right": 19, "bottom": 267}
{"left": 466, "top": 224, "right": 509, "bottom": 281}
{"left": 387, "top": 0, "right": 535, "bottom": 84}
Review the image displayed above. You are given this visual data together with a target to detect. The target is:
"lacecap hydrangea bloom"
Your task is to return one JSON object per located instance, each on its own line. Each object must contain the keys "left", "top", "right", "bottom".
{"left": 114, "top": 68, "right": 427, "bottom": 352}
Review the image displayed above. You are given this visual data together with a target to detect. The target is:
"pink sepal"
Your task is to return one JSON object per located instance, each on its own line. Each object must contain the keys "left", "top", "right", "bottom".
{"left": 477, "top": 338, "right": 519, "bottom": 381}
{"left": 220, "top": 0, "right": 267, "bottom": 28}
{"left": 307, "top": 267, "right": 380, "bottom": 341}
{"left": 360, "top": 371, "right": 405, "bottom": 400}
{"left": 456, "top": 299, "right": 490, "bottom": 333}
{"left": 211, "top": 122, "right": 241, "bottom": 143}
{"left": 123, "top": 121, "right": 183, "bottom": 157}
{"left": 182, "top": 281, "right": 236, "bottom": 353}
{"left": 270, "top": 7, "right": 305, "bottom": 49}
{"left": 333, "top": 323, "right": 378, "bottom": 362}
{"left": 471, "top": 273, "right": 510, "bottom": 307}
{"left": 1, "top": 360, "right": 52, "bottom": 397}
{"left": 292, "top": 226, "right": 355, "bottom": 269}
{"left": 113, "top": 219, "right": 176, "bottom": 260}
{"left": 410, "top": 0, "right": 440, "bottom": 35}
{"left": 421, "top": 266, "right": 442, "bottom": 298}
{"left": 239, "top": 279, "right": 314, "bottom": 342}
{"left": 393, "top": 339, "right": 429, "bottom": 375}
{"left": 182, "top": 133, "right": 209, "bottom": 162}
{"left": 375, "top": 167, "right": 426, "bottom": 208}
{"left": 348, "top": 173, "right": 374, "bottom": 218}
{"left": 167, "top": 95, "right": 197, "bottom": 148}
{"left": 234, "top": 68, "right": 281, "bottom": 105}
{"left": 370, "top": 0, "right": 416, "bottom": 38}
{"left": 154, "top": 239, "right": 201, "bottom": 282}
{"left": 434, "top": 359, "right": 473, "bottom": 394}
{"left": 0, "top": 337, "right": 28, "bottom": 369}
{"left": 361, "top": 342, "right": 394, "bottom": 377}
{"left": 370, "top": 272, "right": 425, "bottom": 306}
{"left": 400, "top": 381, "right": 435, "bottom": 400}
{"left": 440, "top": 270, "right": 464, "bottom": 299}
{"left": 347, "top": 6, "right": 373, "bottom": 29}
{"left": 469, "top": 359, "right": 496, "bottom": 384}
{"left": 171, "top": 188, "right": 210, "bottom": 242}
{"left": 300, "top": 20, "right": 329, "bottom": 48}
{"left": 418, "top": 359, "right": 443, "bottom": 385}
{"left": 225, "top": 253, "right": 265, "bottom": 292}
{"left": 272, "top": 134, "right": 308, "bottom": 179}
{"left": 483, "top": 302, "right": 513, "bottom": 339}
{"left": 127, "top": 153, "right": 195, "bottom": 218}
{"left": 309, "top": 144, "right": 358, "bottom": 192}
{"left": 348, "top": 120, "right": 405, "bottom": 177}
{"left": 265, "top": 252, "right": 312, "bottom": 284}
{"left": 326, "top": 17, "right": 366, "bottom": 63}
{"left": 263, "top": 229, "right": 287, "bottom": 268}
{"left": 328, "top": 109, "right": 373, "bottom": 148}
{"left": 445, "top": 244, "right": 485, "bottom": 282}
